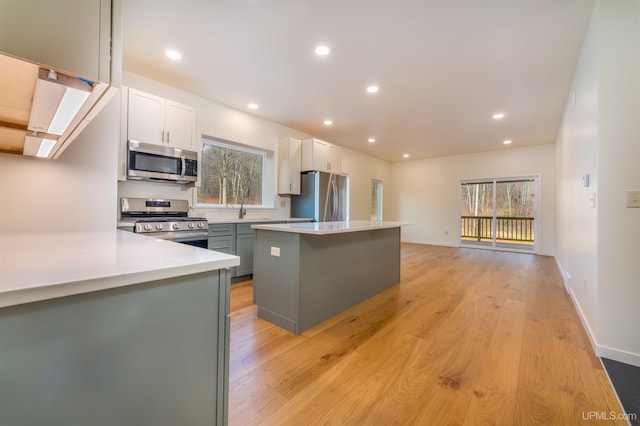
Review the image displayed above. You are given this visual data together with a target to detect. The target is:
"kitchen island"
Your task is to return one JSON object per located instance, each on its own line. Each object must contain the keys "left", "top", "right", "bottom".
{"left": 252, "top": 221, "right": 409, "bottom": 334}
{"left": 0, "top": 230, "right": 239, "bottom": 426}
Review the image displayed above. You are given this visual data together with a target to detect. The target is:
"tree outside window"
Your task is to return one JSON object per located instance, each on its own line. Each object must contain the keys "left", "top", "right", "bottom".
{"left": 199, "top": 139, "right": 264, "bottom": 206}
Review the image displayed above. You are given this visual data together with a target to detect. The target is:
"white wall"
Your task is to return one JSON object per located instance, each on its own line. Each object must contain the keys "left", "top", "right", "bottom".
{"left": 0, "top": 94, "right": 120, "bottom": 233}
{"left": 390, "top": 144, "right": 556, "bottom": 255}
{"left": 555, "top": 2, "right": 600, "bottom": 340}
{"left": 597, "top": 0, "right": 640, "bottom": 365}
{"left": 556, "top": 0, "right": 640, "bottom": 366}
{"left": 341, "top": 149, "right": 392, "bottom": 220}
{"left": 119, "top": 71, "right": 390, "bottom": 222}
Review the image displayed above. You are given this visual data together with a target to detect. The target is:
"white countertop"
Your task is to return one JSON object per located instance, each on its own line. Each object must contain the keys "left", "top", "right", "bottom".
{"left": 206, "top": 217, "right": 312, "bottom": 224}
{"left": 0, "top": 230, "right": 239, "bottom": 308}
{"left": 117, "top": 217, "right": 312, "bottom": 228}
{"left": 251, "top": 220, "right": 412, "bottom": 235}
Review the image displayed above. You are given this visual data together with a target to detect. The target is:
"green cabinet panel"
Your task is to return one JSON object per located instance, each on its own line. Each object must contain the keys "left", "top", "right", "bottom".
{"left": 0, "top": 270, "right": 231, "bottom": 425}
{"left": 208, "top": 236, "right": 235, "bottom": 255}
{"left": 236, "top": 223, "right": 254, "bottom": 235}
{"left": 209, "top": 221, "right": 295, "bottom": 280}
{"left": 235, "top": 233, "right": 254, "bottom": 277}
{"left": 208, "top": 223, "right": 234, "bottom": 236}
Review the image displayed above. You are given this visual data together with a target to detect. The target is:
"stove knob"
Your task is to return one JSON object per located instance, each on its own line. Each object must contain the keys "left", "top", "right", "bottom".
{"left": 144, "top": 224, "right": 152, "bottom": 231}
{"left": 155, "top": 224, "right": 163, "bottom": 231}
{"left": 188, "top": 223, "right": 195, "bottom": 229}
{"left": 197, "top": 222, "right": 204, "bottom": 229}
{"left": 172, "top": 223, "right": 180, "bottom": 230}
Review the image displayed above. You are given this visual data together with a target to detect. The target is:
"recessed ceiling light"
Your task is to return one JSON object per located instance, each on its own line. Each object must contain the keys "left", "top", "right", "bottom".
{"left": 323, "top": 119, "right": 333, "bottom": 126}
{"left": 368, "top": 138, "right": 376, "bottom": 143}
{"left": 493, "top": 113, "right": 505, "bottom": 120}
{"left": 503, "top": 140, "right": 512, "bottom": 144}
{"left": 165, "top": 49, "right": 182, "bottom": 60}
{"left": 366, "top": 85, "right": 379, "bottom": 94}
{"left": 315, "top": 45, "right": 330, "bottom": 56}
{"left": 248, "top": 103, "right": 258, "bottom": 110}
{"left": 403, "top": 154, "right": 410, "bottom": 158}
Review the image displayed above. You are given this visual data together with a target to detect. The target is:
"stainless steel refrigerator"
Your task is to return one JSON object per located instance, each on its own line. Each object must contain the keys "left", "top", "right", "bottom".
{"left": 291, "top": 171, "right": 349, "bottom": 222}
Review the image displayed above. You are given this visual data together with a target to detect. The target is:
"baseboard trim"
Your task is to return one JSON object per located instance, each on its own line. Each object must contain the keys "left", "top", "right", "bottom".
{"left": 566, "top": 286, "right": 599, "bottom": 355}
{"left": 400, "top": 239, "right": 459, "bottom": 248}
{"left": 554, "top": 257, "right": 640, "bottom": 368}
{"left": 598, "top": 345, "right": 640, "bottom": 367}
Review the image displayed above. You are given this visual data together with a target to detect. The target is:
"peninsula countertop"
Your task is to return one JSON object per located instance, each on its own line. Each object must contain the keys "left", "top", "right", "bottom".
{"left": 116, "top": 217, "right": 312, "bottom": 228}
{"left": 0, "top": 230, "right": 239, "bottom": 308}
{"left": 251, "top": 220, "right": 412, "bottom": 235}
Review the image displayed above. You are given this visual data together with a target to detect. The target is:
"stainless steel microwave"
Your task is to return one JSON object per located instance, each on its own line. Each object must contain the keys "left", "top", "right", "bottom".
{"left": 127, "top": 140, "right": 198, "bottom": 184}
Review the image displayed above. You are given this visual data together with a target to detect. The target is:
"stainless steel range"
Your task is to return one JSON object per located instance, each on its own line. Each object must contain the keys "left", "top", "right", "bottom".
{"left": 120, "top": 198, "right": 208, "bottom": 248}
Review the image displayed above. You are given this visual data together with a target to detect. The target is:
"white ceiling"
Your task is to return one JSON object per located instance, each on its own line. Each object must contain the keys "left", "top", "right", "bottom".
{"left": 122, "top": 0, "right": 594, "bottom": 162}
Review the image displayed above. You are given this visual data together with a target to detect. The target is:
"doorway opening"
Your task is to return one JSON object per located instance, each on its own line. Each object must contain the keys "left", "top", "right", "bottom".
{"left": 371, "top": 179, "right": 383, "bottom": 220}
{"left": 459, "top": 177, "right": 538, "bottom": 252}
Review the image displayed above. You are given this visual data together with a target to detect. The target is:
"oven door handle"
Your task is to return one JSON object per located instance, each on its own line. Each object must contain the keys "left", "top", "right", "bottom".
{"left": 139, "top": 230, "right": 208, "bottom": 241}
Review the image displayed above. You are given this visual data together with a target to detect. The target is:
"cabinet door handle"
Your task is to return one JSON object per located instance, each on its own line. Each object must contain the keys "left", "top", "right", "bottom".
{"left": 211, "top": 245, "right": 230, "bottom": 250}
{"left": 167, "top": 131, "right": 170, "bottom": 144}
{"left": 211, "top": 228, "right": 231, "bottom": 232}
{"left": 161, "top": 130, "right": 165, "bottom": 142}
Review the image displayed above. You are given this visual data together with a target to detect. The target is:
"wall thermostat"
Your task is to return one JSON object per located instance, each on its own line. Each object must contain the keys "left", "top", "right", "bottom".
{"left": 582, "top": 173, "right": 590, "bottom": 187}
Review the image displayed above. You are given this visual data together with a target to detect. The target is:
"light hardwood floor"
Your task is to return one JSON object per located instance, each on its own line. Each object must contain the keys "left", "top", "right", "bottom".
{"left": 228, "top": 244, "right": 625, "bottom": 425}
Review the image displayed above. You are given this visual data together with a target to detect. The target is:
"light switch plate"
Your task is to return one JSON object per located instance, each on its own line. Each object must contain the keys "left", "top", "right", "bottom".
{"left": 270, "top": 246, "right": 281, "bottom": 256}
{"left": 627, "top": 190, "right": 640, "bottom": 208}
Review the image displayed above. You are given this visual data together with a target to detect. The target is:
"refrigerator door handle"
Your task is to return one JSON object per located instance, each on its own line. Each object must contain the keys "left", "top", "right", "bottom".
{"left": 323, "top": 173, "right": 333, "bottom": 221}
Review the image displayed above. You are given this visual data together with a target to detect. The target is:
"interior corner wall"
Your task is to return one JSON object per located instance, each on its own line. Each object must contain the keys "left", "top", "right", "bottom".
{"left": 556, "top": 0, "right": 640, "bottom": 366}
{"left": 596, "top": 0, "right": 640, "bottom": 366}
{"left": 0, "top": 94, "right": 120, "bottom": 233}
{"left": 389, "top": 144, "right": 556, "bottom": 254}
{"left": 554, "top": 1, "right": 600, "bottom": 346}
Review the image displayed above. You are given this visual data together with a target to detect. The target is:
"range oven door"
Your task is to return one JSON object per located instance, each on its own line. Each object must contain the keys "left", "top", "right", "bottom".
{"left": 171, "top": 234, "right": 208, "bottom": 249}
{"left": 140, "top": 230, "right": 208, "bottom": 249}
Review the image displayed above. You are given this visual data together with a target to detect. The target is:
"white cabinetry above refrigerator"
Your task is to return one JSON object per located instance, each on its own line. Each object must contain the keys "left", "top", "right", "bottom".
{"left": 301, "top": 138, "right": 342, "bottom": 173}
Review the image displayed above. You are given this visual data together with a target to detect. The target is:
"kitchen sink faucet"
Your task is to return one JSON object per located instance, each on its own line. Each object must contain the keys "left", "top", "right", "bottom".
{"left": 238, "top": 191, "right": 247, "bottom": 219}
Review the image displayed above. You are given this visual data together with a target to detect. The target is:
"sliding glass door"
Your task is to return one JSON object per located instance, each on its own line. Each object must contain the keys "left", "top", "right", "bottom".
{"left": 460, "top": 177, "right": 537, "bottom": 252}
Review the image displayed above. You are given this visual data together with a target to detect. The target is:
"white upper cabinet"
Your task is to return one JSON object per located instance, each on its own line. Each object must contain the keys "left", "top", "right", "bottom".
{"left": 0, "top": 0, "right": 111, "bottom": 83}
{"left": 327, "top": 144, "right": 342, "bottom": 173}
{"left": 127, "top": 89, "right": 164, "bottom": 145}
{"left": 278, "top": 137, "right": 301, "bottom": 195}
{"left": 127, "top": 88, "right": 196, "bottom": 150}
{"left": 301, "top": 138, "right": 342, "bottom": 173}
{"left": 165, "top": 101, "right": 197, "bottom": 150}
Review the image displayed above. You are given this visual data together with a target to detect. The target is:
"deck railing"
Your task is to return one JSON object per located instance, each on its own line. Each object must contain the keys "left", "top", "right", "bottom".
{"left": 460, "top": 216, "right": 534, "bottom": 243}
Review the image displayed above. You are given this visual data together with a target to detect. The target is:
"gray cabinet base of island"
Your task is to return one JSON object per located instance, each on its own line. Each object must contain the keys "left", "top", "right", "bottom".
{"left": 253, "top": 227, "right": 401, "bottom": 334}
{"left": 0, "top": 269, "right": 231, "bottom": 426}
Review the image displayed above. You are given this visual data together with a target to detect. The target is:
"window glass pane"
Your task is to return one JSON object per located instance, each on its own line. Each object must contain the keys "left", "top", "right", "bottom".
{"left": 460, "top": 182, "right": 494, "bottom": 244}
{"left": 460, "top": 182, "right": 494, "bottom": 217}
{"left": 199, "top": 139, "right": 264, "bottom": 205}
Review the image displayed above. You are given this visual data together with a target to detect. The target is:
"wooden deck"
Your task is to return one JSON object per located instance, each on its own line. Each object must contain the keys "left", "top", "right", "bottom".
{"left": 228, "top": 243, "right": 625, "bottom": 425}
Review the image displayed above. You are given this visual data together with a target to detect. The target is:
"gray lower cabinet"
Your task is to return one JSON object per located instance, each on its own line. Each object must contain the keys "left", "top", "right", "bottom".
{"left": 209, "top": 222, "right": 287, "bottom": 280}
{"left": 235, "top": 223, "right": 255, "bottom": 278}
{"left": 208, "top": 224, "right": 236, "bottom": 261}
{"left": 208, "top": 235, "right": 235, "bottom": 256}
{"left": 0, "top": 269, "right": 231, "bottom": 426}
